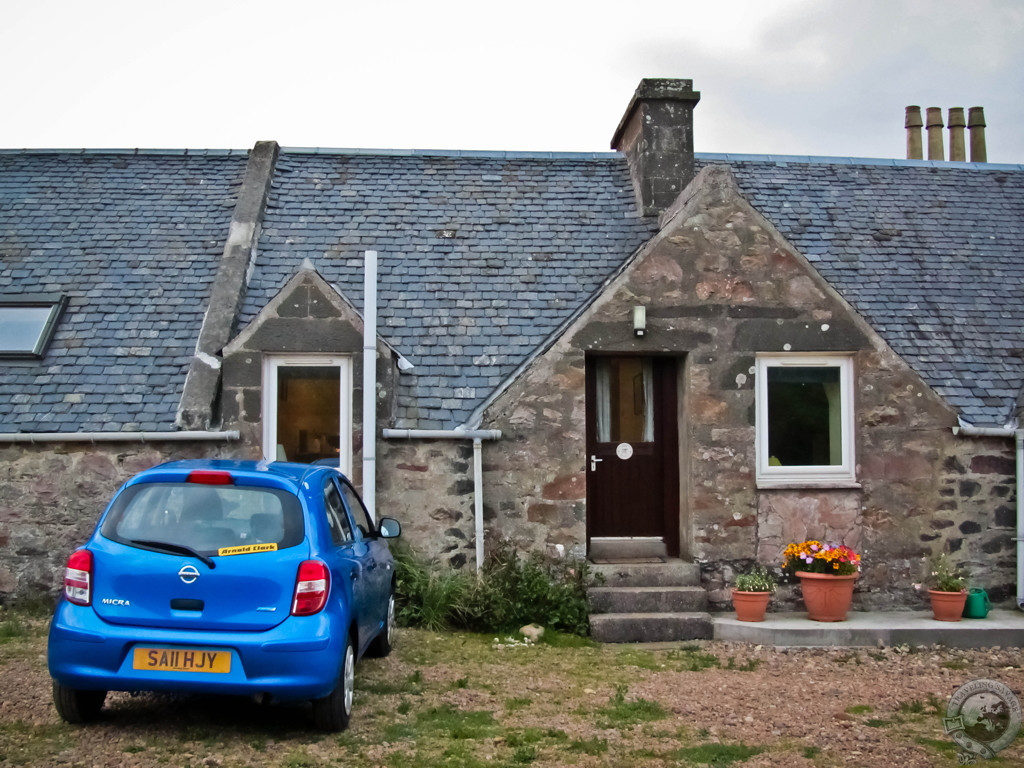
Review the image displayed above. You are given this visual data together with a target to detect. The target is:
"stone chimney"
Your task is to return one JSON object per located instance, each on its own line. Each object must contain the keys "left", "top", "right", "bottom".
{"left": 905, "top": 106, "right": 923, "bottom": 159}
{"left": 611, "top": 78, "right": 701, "bottom": 217}
{"left": 968, "top": 107, "right": 987, "bottom": 162}
{"left": 925, "top": 107, "right": 944, "bottom": 161}
{"left": 948, "top": 108, "right": 966, "bottom": 161}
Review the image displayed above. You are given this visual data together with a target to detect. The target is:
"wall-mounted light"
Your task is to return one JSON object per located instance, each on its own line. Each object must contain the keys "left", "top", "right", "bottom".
{"left": 633, "top": 305, "right": 646, "bottom": 337}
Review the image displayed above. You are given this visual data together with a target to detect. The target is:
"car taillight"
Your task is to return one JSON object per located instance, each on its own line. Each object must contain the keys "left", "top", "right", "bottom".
{"left": 64, "top": 549, "right": 93, "bottom": 606}
{"left": 187, "top": 470, "right": 233, "bottom": 485}
{"left": 291, "top": 560, "right": 330, "bottom": 616}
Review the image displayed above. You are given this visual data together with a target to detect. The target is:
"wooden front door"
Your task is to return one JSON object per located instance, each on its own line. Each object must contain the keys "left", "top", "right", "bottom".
{"left": 585, "top": 356, "right": 679, "bottom": 557}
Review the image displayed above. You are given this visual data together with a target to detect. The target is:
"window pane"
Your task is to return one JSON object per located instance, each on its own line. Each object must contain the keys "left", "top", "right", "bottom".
{"left": 340, "top": 481, "right": 374, "bottom": 537}
{"left": 0, "top": 306, "right": 54, "bottom": 352}
{"left": 595, "top": 358, "right": 654, "bottom": 443}
{"left": 275, "top": 366, "right": 340, "bottom": 462}
{"left": 767, "top": 366, "right": 842, "bottom": 466}
{"left": 324, "top": 482, "right": 353, "bottom": 545}
{"left": 102, "top": 482, "right": 304, "bottom": 555}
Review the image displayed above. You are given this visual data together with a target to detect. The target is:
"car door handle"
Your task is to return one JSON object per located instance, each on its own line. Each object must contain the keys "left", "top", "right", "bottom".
{"left": 590, "top": 455, "right": 603, "bottom": 472}
{"left": 350, "top": 567, "right": 359, "bottom": 581}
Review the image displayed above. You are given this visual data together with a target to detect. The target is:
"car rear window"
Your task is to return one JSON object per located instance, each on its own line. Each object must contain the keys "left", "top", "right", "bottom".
{"left": 101, "top": 482, "right": 304, "bottom": 556}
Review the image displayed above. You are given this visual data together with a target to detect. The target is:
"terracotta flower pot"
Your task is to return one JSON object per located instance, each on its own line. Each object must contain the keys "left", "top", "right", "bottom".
{"left": 732, "top": 590, "right": 771, "bottom": 622}
{"left": 795, "top": 571, "right": 858, "bottom": 622}
{"left": 929, "top": 589, "right": 967, "bottom": 622}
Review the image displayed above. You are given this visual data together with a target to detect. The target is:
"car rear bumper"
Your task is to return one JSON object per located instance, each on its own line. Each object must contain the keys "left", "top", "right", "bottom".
{"left": 48, "top": 602, "right": 346, "bottom": 701}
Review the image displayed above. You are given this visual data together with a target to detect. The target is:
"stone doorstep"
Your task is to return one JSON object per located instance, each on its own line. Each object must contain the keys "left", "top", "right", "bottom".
{"left": 589, "top": 560, "right": 700, "bottom": 588}
{"left": 713, "top": 609, "right": 1024, "bottom": 649}
{"left": 587, "top": 585, "right": 707, "bottom": 614}
{"left": 590, "top": 612, "right": 714, "bottom": 643}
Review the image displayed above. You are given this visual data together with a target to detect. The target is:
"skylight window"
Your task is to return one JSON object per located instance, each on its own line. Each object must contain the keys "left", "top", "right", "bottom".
{"left": 0, "top": 295, "right": 67, "bottom": 357}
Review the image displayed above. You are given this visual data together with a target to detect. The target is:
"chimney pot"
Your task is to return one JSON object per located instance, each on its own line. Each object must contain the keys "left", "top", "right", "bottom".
{"left": 968, "top": 107, "right": 987, "bottom": 162}
{"left": 948, "top": 107, "right": 966, "bottom": 162}
{"left": 925, "top": 107, "right": 944, "bottom": 161}
{"left": 905, "top": 106, "right": 923, "bottom": 159}
{"left": 611, "top": 78, "right": 701, "bottom": 216}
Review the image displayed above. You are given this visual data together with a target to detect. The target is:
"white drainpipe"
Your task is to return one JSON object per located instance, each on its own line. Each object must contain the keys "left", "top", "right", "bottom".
{"left": 382, "top": 428, "right": 502, "bottom": 571}
{"left": 362, "top": 250, "right": 378, "bottom": 522}
{"left": 953, "top": 422, "right": 1024, "bottom": 609}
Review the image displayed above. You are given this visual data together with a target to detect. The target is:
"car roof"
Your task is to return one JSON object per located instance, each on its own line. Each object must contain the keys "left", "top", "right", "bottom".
{"left": 150, "top": 458, "right": 349, "bottom": 490}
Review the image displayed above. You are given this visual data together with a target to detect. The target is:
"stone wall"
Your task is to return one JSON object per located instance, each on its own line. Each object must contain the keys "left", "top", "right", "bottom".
{"left": 478, "top": 165, "right": 1017, "bottom": 610}
{"left": 0, "top": 440, "right": 244, "bottom": 602}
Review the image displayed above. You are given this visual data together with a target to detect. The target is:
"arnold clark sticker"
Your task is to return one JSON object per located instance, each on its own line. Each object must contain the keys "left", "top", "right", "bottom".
{"left": 216, "top": 543, "right": 278, "bottom": 557}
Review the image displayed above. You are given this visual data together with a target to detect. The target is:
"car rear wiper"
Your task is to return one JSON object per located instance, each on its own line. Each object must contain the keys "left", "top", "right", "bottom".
{"left": 129, "top": 539, "right": 216, "bottom": 569}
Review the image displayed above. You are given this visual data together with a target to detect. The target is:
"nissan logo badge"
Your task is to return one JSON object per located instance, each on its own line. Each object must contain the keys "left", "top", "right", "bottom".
{"left": 178, "top": 565, "right": 200, "bottom": 584}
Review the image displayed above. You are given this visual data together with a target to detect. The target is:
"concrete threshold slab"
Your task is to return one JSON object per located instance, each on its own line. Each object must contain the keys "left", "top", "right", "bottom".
{"left": 713, "top": 609, "right": 1024, "bottom": 649}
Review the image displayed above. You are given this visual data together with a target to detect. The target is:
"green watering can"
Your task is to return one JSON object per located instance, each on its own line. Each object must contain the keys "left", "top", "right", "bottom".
{"left": 962, "top": 588, "right": 991, "bottom": 619}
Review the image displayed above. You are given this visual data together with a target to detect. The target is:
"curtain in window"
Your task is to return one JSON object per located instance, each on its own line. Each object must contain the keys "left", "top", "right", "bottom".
{"left": 642, "top": 359, "right": 654, "bottom": 442}
{"left": 595, "top": 360, "right": 611, "bottom": 442}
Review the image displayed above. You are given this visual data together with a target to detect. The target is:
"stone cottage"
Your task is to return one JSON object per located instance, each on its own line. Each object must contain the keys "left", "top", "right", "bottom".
{"left": 1, "top": 79, "right": 1021, "bottom": 639}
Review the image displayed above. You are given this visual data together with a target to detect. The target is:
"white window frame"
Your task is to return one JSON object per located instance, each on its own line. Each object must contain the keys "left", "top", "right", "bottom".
{"left": 755, "top": 354, "right": 857, "bottom": 488}
{"left": 261, "top": 354, "right": 353, "bottom": 475}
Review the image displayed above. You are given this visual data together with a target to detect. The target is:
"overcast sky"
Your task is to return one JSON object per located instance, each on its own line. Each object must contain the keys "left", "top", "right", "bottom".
{"left": 1, "top": 0, "right": 1021, "bottom": 162}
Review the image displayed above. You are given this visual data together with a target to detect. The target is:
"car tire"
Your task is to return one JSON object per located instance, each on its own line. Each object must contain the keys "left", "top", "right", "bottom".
{"left": 52, "top": 681, "right": 106, "bottom": 724}
{"left": 366, "top": 591, "right": 395, "bottom": 658}
{"left": 311, "top": 635, "right": 355, "bottom": 732}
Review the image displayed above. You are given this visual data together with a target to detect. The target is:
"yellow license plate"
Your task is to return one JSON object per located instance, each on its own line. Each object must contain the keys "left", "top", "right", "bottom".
{"left": 132, "top": 647, "right": 231, "bottom": 673}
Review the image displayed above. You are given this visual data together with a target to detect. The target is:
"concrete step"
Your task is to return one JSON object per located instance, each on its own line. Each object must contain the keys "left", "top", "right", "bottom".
{"left": 589, "top": 537, "right": 666, "bottom": 560}
{"left": 588, "top": 586, "right": 707, "bottom": 614}
{"left": 590, "top": 612, "right": 713, "bottom": 643}
{"left": 589, "top": 560, "right": 700, "bottom": 588}
{"left": 713, "top": 609, "right": 1024, "bottom": 648}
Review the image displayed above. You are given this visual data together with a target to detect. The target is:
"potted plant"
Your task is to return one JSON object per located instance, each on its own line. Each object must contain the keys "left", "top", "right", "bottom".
{"left": 920, "top": 554, "right": 969, "bottom": 622}
{"left": 782, "top": 540, "right": 862, "bottom": 622}
{"left": 732, "top": 564, "right": 777, "bottom": 622}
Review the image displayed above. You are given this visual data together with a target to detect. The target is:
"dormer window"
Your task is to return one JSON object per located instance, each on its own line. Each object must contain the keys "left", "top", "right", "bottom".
{"left": 0, "top": 295, "right": 67, "bottom": 357}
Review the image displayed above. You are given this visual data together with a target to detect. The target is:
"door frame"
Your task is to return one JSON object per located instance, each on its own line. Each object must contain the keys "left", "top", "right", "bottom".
{"left": 261, "top": 354, "right": 353, "bottom": 474}
{"left": 584, "top": 353, "right": 680, "bottom": 558}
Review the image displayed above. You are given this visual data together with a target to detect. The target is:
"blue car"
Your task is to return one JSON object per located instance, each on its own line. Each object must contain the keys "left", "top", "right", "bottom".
{"left": 48, "top": 459, "right": 401, "bottom": 731}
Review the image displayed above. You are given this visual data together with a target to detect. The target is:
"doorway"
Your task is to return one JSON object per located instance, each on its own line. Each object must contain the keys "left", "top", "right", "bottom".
{"left": 585, "top": 356, "right": 679, "bottom": 558}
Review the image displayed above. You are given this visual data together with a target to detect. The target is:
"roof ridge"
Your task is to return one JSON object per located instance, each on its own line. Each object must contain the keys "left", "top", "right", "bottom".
{"left": 279, "top": 147, "right": 621, "bottom": 160}
{"left": 698, "top": 152, "right": 1024, "bottom": 171}
{"left": 0, "top": 148, "right": 248, "bottom": 156}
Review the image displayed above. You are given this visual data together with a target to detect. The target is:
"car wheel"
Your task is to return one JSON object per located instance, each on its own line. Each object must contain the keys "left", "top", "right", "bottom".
{"left": 311, "top": 636, "right": 355, "bottom": 731}
{"left": 52, "top": 681, "right": 106, "bottom": 724}
{"left": 367, "top": 592, "right": 395, "bottom": 658}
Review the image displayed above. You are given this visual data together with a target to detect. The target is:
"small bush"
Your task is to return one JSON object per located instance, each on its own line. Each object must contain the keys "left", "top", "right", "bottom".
{"left": 393, "top": 541, "right": 592, "bottom": 636}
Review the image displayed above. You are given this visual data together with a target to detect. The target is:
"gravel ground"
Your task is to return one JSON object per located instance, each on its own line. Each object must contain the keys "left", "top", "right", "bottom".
{"left": 1, "top": 612, "right": 1022, "bottom": 767}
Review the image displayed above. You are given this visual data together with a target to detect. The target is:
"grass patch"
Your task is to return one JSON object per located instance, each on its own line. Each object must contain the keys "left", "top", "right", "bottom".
{"left": 504, "top": 697, "right": 532, "bottom": 712}
{"left": 916, "top": 737, "right": 959, "bottom": 757}
{"left": 803, "top": 745, "right": 822, "bottom": 758}
{"left": 539, "top": 630, "right": 598, "bottom": 648}
{"left": 669, "top": 742, "right": 765, "bottom": 766}
{"left": 414, "top": 705, "right": 497, "bottom": 740}
{"left": 566, "top": 737, "right": 609, "bottom": 755}
{"left": 596, "top": 685, "right": 668, "bottom": 729}
{"left": 283, "top": 750, "right": 323, "bottom": 768}
{"left": 0, "top": 614, "right": 29, "bottom": 644}
{"left": 897, "top": 699, "right": 926, "bottom": 715}
{"left": 723, "top": 656, "right": 761, "bottom": 672}
{"left": 941, "top": 659, "right": 969, "bottom": 670}
{"left": 845, "top": 704, "right": 874, "bottom": 715}
{"left": 865, "top": 718, "right": 892, "bottom": 728}
{"left": 615, "top": 648, "right": 664, "bottom": 670}
{"left": 358, "top": 670, "right": 424, "bottom": 696}
{"left": 667, "top": 647, "right": 720, "bottom": 672}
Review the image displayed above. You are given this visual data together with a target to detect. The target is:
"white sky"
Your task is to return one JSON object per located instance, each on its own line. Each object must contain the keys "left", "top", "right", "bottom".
{"left": 1, "top": 0, "right": 1021, "bottom": 161}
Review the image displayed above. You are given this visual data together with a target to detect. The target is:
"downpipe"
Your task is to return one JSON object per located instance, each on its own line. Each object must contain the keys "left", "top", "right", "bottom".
{"left": 382, "top": 428, "right": 502, "bottom": 571}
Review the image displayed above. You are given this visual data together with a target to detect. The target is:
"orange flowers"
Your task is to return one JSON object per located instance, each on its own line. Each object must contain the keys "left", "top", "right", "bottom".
{"left": 782, "top": 539, "right": 861, "bottom": 576}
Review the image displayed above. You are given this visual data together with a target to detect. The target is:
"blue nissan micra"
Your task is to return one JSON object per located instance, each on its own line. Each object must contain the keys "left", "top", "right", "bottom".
{"left": 48, "top": 459, "right": 400, "bottom": 731}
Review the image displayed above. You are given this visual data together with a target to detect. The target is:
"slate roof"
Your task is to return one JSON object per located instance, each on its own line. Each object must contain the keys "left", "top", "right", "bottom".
{"left": 0, "top": 151, "right": 247, "bottom": 430}
{"left": 2, "top": 147, "right": 1022, "bottom": 432}
{"left": 717, "top": 156, "right": 1024, "bottom": 427}
{"left": 243, "top": 150, "right": 659, "bottom": 427}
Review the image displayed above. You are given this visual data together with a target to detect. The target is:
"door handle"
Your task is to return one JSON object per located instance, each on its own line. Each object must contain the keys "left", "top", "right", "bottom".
{"left": 590, "top": 455, "right": 603, "bottom": 472}
{"left": 351, "top": 568, "right": 359, "bottom": 581}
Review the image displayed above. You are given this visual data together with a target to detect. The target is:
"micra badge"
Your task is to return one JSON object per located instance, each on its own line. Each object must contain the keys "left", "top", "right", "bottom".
{"left": 101, "top": 598, "right": 131, "bottom": 606}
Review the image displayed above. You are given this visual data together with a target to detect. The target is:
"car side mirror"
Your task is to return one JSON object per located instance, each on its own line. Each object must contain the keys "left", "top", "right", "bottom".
{"left": 377, "top": 517, "right": 401, "bottom": 539}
